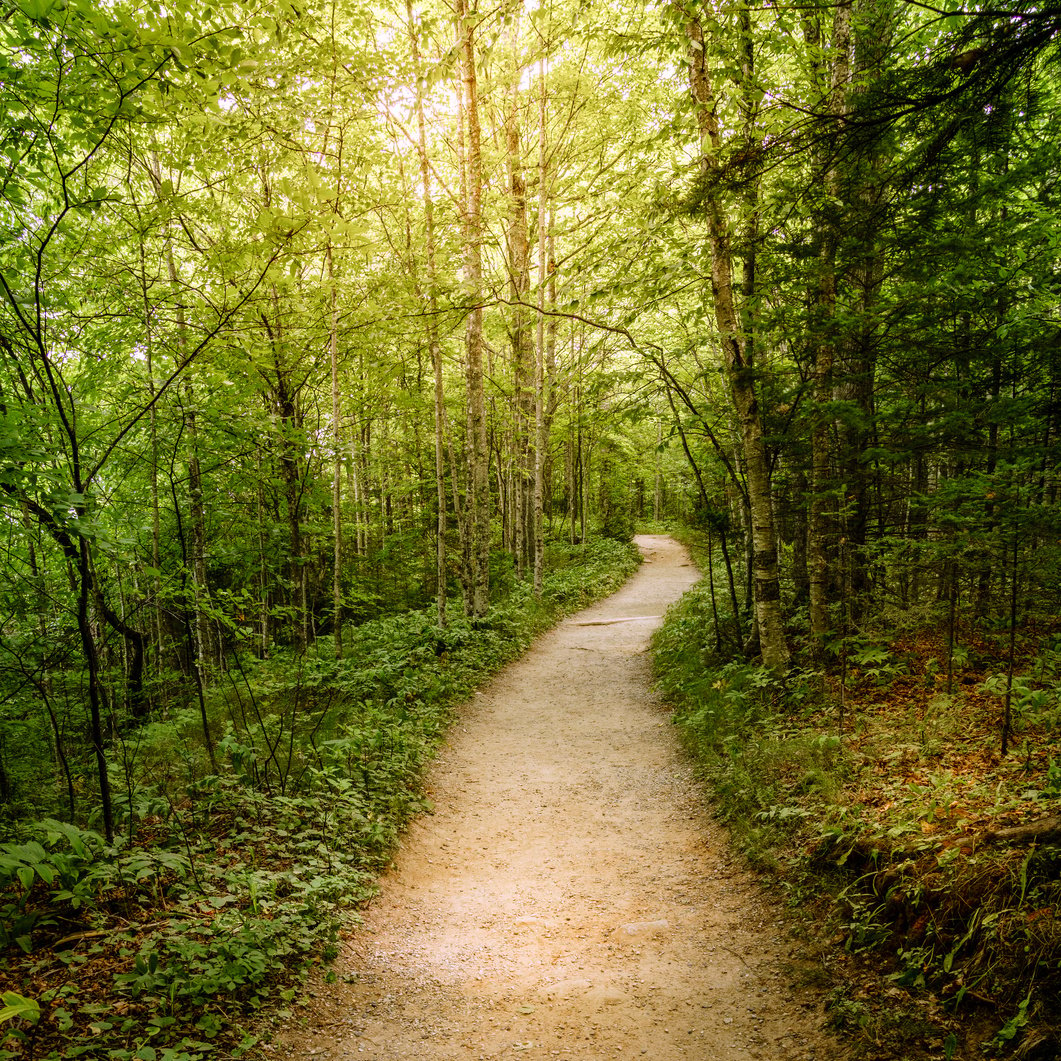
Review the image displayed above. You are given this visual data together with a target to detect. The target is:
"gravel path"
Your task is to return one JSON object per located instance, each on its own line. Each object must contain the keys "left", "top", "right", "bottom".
{"left": 273, "top": 535, "right": 843, "bottom": 1060}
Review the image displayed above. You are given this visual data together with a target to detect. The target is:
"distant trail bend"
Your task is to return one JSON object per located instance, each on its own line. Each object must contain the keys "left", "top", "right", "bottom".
{"left": 275, "top": 534, "right": 841, "bottom": 1061}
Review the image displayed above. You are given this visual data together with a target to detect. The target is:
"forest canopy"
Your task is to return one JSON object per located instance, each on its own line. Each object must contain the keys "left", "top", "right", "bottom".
{"left": 0, "top": 0, "right": 1058, "bottom": 818}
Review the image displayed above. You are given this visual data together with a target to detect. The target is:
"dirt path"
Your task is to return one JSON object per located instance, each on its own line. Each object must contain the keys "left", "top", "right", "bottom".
{"left": 275, "top": 535, "right": 841, "bottom": 1060}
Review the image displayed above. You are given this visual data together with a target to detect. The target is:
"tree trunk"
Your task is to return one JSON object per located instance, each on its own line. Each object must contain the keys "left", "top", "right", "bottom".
{"left": 76, "top": 539, "right": 114, "bottom": 841}
{"left": 327, "top": 243, "right": 344, "bottom": 657}
{"left": 407, "top": 0, "right": 448, "bottom": 627}
{"left": 256, "top": 445, "right": 271, "bottom": 656}
{"left": 164, "top": 241, "right": 217, "bottom": 764}
{"left": 500, "top": 19, "right": 534, "bottom": 577}
{"left": 654, "top": 421, "right": 663, "bottom": 521}
{"left": 836, "top": 0, "right": 893, "bottom": 617}
{"left": 533, "top": 56, "right": 550, "bottom": 595}
{"left": 458, "top": 0, "right": 491, "bottom": 617}
{"left": 685, "top": 15, "right": 790, "bottom": 672}
{"left": 136, "top": 231, "right": 165, "bottom": 677}
{"left": 806, "top": 1, "right": 850, "bottom": 654}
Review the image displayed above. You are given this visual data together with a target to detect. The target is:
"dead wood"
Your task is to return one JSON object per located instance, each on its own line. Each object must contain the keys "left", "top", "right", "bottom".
{"left": 982, "top": 816, "right": 1061, "bottom": 846}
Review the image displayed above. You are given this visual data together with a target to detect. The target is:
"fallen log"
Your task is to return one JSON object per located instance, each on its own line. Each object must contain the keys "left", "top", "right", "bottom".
{"left": 982, "top": 815, "right": 1061, "bottom": 846}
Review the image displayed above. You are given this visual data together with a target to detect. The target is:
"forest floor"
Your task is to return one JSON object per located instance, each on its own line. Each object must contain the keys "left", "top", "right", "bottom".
{"left": 270, "top": 535, "right": 846, "bottom": 1061}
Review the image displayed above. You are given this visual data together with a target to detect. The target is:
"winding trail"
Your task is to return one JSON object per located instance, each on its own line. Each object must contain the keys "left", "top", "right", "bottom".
{"left": 276, "top": 535, "right": 841, "bottom": 1060}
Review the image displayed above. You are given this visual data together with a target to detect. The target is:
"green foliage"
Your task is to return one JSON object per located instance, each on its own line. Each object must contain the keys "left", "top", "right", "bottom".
{"left": 595, "top": 456, "right": 636, "bottom": 542}
{"left": 653, "top": 581, "right": 842, "bottom": 863}
{"left": 0, "top": 536, "right": 638, "bottom": 1060}
{"left": 2, "top": 0, "right": 1060, "bottom": 1047}
{"left": 0, "top": 821, "right": 109, "bottom": 949}
{"left": 654, "top": 561, "right": 1061, "bottom": 1051}
{"left": 0, "top": 989, "right": 40, "bottom": 1061}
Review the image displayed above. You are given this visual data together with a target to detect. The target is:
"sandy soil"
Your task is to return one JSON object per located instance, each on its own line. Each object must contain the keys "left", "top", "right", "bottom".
{"left": 273, "top": 535, "right": 844, "bottom": 1060}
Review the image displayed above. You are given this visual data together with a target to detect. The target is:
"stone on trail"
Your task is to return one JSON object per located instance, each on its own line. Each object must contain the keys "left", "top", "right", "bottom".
{"left": 611, "top": 919, "right": 670, "bottom": 944}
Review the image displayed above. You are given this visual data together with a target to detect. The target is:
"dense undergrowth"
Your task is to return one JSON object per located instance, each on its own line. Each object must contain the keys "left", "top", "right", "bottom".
{"left": 653, "top": 567, "right": 1061, "bottom": 1061}
{"left": 0, "top": 537, "right": 640, "bottom": 1061}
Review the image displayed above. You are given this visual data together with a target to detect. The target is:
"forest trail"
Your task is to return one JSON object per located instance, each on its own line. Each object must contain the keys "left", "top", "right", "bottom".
{"left": 275, "top": 536, "right": 841, "bottom": 1060}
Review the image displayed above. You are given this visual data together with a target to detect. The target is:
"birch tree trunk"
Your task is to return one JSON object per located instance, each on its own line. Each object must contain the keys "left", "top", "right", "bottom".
{"left": 458, "top": 0, "right": 491, "bottom": 617}
{"left": 685, "top": 15, "right": 790, "bottom": 673}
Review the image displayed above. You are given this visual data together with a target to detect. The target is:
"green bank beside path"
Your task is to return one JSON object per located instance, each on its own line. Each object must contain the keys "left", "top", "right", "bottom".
{"left": 653, "top": 555, "right": 1061, "bottom": 1060}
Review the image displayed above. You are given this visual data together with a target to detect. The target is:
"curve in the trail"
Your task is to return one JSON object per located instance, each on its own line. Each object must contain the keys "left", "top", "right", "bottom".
{"left": 273, "top": 535, "right": 840, "bottom": 1061}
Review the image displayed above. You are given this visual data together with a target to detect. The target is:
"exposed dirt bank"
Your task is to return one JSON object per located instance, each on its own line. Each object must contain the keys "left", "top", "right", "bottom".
{"left": 272, "top": 535, "right": 844, "bottom": 1060}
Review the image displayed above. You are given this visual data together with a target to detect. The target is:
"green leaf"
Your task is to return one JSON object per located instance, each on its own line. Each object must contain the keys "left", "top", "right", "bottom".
{"left": 0, "top": 991, "right": 39, "bottom": 1024}
{"left": 19, "top": 0, "right": 56, "bottom": 19}
{"left": 33, "top": 863, "right": 56, "bottom": 885}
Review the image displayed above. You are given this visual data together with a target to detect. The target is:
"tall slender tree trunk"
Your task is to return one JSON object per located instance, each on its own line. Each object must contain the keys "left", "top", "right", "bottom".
{"left": 327, "top": 243, "right": 344, "bottom": 658}
{"left": 654, "top": 421, "right": 663, "bottom": 521}
{"left": 458, "top": 0, "right": 491, "bottom": 617}
{"left": 685, "top": 15, "right": 790, "bottom": 672}
{"left": 164, "top": 241, "right": 217, "bottom": 766}
{"left": 318, "top": 25, "right": 348, "bottom": 658}
{"left": 349, "top": 414, "right": 367, "bottom": 558}
{"left": 505, "top": 91, "right": 532, "bottom": 577}
{"left": 805, "top": 2, "right": 850, "bottom": 653}
{"left": 565, "top": 433, "right": 576, "bottom": 546}
{"left": 408, "top": 0, "right": 448, "bottom": 626}
{"left": 186, "top": 396, "right": 211, "bottom": 668}
{"left": 136, "top": 232, "right": 165, "bottom": 676}
{"left": 256, "top": 445, "right": 271, "bottom": 656}
{"left": 76, "top": 539, "right": 114, "bottom": 840}
{"left": 533, "top": 55, "right": 550, "bottom": 595}
{"left": 842, "top": 0, "right": 893, "bottom": 614}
